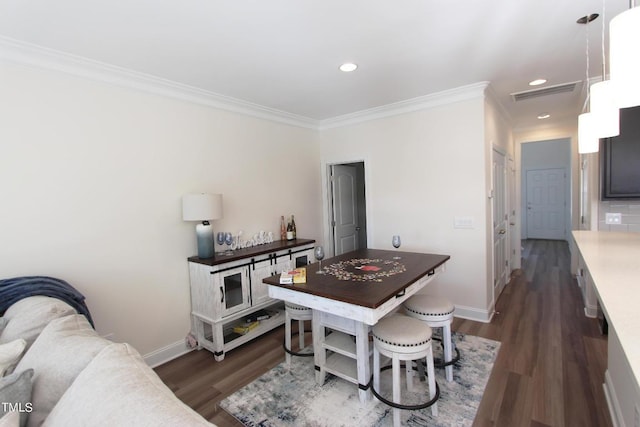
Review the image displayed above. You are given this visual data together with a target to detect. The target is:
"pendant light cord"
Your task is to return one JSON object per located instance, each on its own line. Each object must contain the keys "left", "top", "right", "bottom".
{"left": 601, "top": 0, "right": 606, "bottom": 78}
{"left": 582, "top": 17, "right": 591, "bottom": 113}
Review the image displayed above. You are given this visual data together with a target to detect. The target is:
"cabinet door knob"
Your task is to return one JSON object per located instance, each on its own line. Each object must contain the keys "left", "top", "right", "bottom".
{"left": 220, "top": 286, "right": 224, "bottom": 303}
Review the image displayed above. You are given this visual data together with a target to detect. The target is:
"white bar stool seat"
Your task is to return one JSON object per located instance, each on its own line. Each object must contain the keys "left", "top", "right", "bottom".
{"left": 372, "top": 314, "right": 438, "bottom": 427}
{"left": 284, "top": 302, "right": 313, "bottom": 366}
{"left": 403, "top": 294, "right": 455, "bottom": 382}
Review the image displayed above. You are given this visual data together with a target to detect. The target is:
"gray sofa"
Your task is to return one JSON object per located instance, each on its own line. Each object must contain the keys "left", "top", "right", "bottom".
{"left": 0, "top": 296, "right": 214, "bottom": 427}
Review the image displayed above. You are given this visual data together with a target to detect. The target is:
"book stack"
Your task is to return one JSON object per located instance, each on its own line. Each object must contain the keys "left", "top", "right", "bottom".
{"left": 279, "top": 267, "right": 306, "bottom": 284}
{"left": 233, "top": 321, "right": 260, "bottom": 335}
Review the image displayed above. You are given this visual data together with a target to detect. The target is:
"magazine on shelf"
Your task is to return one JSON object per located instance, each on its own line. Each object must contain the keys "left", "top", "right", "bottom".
{"left": 245, "top": 309, "right": 271, "bottom": 323}
{"left": 279, "top": 267, "right": 306, "bottom": 284}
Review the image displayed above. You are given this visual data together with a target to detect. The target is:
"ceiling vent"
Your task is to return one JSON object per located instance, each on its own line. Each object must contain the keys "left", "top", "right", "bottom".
{"left": 511, "top": 81, "right": 581, "bottom": 102}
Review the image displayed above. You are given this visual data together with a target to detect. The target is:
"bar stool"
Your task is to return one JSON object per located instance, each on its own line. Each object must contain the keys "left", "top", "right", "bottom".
{"left": 372, "top": 314, "right": 438, "bottom": 427}
{"left": 284, "top": 302, "right": 313, "bottom": 366}
{"left": 404, "top": 294, "right": 456, "bottom": 382}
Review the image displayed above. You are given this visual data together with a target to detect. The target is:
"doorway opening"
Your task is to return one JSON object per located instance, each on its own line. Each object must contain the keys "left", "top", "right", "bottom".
{"left": 521, "top": 138, "right": 571, "bottom": 241}
{"left": 328, "top": 162, "right": 368, "bottom": 256}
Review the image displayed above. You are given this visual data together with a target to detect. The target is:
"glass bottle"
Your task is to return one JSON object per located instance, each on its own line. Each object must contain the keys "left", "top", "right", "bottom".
{"left": 291, "top": 215, "right": 297, "bottom": 239}
{"left": 286, "top": 221, "right": 294, "bottom": 240}
{"left": 280, "top": 216, "right": 286, "bottom": 241}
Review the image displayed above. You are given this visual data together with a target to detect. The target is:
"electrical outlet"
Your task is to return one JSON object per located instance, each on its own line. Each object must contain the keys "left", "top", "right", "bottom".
{"left": 605, "top": 213, "right": 622, "bottom": 225}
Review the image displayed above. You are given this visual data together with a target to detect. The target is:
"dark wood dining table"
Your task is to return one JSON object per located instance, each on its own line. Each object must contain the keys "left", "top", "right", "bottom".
{"left": 264, "top": 248, "right": 450, "bottom": 402}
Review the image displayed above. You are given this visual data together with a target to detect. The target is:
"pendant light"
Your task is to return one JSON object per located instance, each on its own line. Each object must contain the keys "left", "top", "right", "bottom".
{"left": 578, "top": 112, "right": 600, "bottom": 153}
{"left": 610, "top": 3, "right": 640, "bottom": 108}
{"left": 578, "top": 13, "right": 600, "bottom": 154}
{"left": 589, "top": 0, "right": 620, "bottom": 138}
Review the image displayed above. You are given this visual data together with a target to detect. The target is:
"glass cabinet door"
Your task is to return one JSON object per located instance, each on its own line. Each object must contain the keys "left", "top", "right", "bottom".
{"left": 294, "top": 249, "right": 314, "bottom": 268}
{"left": 216, "top": 266, "right": 250, "bottom": 317}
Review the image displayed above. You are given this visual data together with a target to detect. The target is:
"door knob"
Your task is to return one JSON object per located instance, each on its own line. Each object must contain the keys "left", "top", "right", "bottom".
{"left": 499, "top": 229, "right": 506, "bottom": 234}
{"left": 355, "top": 227, "right": 361, "bottom": 231}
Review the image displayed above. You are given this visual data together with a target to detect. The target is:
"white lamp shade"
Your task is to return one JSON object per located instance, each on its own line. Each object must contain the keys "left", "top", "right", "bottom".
{"left": 182, "top": 193, "right": 223, "bottom": 221}
{"left": 578, "top": 113, "right": 600, "bottom": 154}
{"left": 590, "top": 81, "right": 620, "bottom": 138}
{"left": 610, "top": 6, "right": 640, "bottom": 109}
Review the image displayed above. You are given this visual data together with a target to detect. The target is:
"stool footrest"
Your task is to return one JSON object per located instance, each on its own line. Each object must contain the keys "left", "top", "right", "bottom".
{"left": 368, "top": 364, "right": 440, "bottom": 411}
{"left": 430, "top": 338, "right": 461, "bottom": 368}
{"left": 283, "top": 331, "right": 314, "bottom": 357}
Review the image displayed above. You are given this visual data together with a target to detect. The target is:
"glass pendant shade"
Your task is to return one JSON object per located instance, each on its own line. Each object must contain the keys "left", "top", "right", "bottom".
{"left": 610, "top": 6, "right": 640, "bottom": 108}
{"left": 590, "top": 80, "right": 620, "bottom": 137}
{"left": 578, "top": 112, "right": 600, "bottom": 154}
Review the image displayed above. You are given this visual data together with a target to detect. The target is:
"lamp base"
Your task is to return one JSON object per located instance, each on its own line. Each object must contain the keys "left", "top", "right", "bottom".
{"left": 195, "top": 222, "right": 215, "bottom": 259}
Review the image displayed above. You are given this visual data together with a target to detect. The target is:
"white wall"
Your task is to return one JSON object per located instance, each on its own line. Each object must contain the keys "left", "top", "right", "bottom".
{"left": 0, "top": 63, "right": 322, "bottom": 362}
{"left": 319, "top": 97, "right": 493, "bottom": 320}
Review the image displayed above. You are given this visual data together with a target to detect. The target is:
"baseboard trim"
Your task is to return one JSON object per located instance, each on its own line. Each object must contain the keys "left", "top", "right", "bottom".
{"left": 603, "top": 369, "right": 623, "bottom": 427}
{"left": 584, "top": 305, "right": 598, "bottom": 318}
{"left": 143, "top": 339, "right": 193, "bottom": 368}
{"left": 453, "top": 305, "right": 493, "bottom": 323}
{"left": 143, "top": 304, "right": 493, "bottom": 366}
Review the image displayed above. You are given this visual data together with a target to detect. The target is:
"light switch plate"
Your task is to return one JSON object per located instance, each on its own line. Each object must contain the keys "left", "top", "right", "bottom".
{"left": 454, "top": 216, "right": 475, "bottom": 229}
{"left": 605, "top": 213, "right": 622, "bottom": 225}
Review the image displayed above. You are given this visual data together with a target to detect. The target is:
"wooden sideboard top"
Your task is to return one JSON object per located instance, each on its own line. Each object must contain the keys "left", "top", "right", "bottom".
{"left": 188, "top": 238, "right": 316, "bottom": 266}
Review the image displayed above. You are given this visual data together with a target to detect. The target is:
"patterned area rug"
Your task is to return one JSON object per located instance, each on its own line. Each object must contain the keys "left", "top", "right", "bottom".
{"left": 220, "top": 333, "right": 499, "bottom": 427}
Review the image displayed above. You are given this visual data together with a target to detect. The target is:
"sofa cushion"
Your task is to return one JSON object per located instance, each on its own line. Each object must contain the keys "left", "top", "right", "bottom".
{"left": 0, "top": 297, "right": 76, "bottom": 350}
{"left": 0, "top": 340, "right": 26, "bottom": 377}
{"left": 0, "top": 411, "right": 20, "bottom": 427}
{"left": 0, "top": 369, "right": 34, "bottom": 427}
{"left": 43, "top": 343, "right": 213, "bottom": 427}
{"left": 14, "top": 315, "right": 110, "bottom": 427}
{"left": 0, "top": 318, "right": 7, "bottom": 336}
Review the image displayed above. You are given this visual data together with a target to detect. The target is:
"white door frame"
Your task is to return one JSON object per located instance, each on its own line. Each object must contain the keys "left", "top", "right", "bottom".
{"left": 491, "top": 146, "right": 510, "bottom": 312}
{"left": 321, "top": 158, "right": 372, "bottom": 258}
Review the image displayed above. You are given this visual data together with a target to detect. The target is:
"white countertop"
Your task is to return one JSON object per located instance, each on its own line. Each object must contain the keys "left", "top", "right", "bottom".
{"left": 572, "top": 230, "right": 640, "bottom": 386}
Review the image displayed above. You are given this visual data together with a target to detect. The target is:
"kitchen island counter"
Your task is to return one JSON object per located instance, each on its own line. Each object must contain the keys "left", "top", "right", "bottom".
{"left": 573, "top": 230, "right": 640, "bottom": 426}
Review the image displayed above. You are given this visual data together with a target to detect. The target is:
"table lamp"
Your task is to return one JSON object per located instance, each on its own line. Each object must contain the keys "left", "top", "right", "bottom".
{"left": 182, "top": 193, "right": 223, "bottom": 258}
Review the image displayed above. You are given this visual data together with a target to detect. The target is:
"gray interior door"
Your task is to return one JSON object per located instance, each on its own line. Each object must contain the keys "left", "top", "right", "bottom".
{"left": 331, "top": 164, "right": 359, "bottom": 255}
{"left": 526, "top": 168, "right": 566, "bottom": 239}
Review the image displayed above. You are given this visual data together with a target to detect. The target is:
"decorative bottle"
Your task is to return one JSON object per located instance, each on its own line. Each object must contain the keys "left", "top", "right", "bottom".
{"left": 286, "top": 221, "right": 294, "bottom": 240}
{"left": 291, "top": 215, "right": 297, "bottom": 239}
{"left": 280, "top": 216, "right": 286, "bottom": 241}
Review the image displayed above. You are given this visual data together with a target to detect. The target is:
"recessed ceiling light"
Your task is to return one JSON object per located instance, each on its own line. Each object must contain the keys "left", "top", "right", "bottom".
{"left": 339, "top": 63, "right": 358, "bottom": 72}
{"left": 537, "top": 113, "right": 551, "bottom": 119}
{"left": 529, "top": 79, "right": 547, "bottom": 86}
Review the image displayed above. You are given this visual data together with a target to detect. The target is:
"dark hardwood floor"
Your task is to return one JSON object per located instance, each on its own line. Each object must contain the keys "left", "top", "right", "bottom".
{"left": 155, "top": 239, "right": 611, "bottom": 427}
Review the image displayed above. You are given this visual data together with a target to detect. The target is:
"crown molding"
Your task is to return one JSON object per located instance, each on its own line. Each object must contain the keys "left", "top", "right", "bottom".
{"left": 318, "top": 82, "right": 490, "bottom": 130}
{"left": 0, "top": 36, "right": 492, "bottom": 132}
{"left": 0, "top": 36, "right": 319, "bottom": 130}
{"left": 484, "top": 83, "right": 513, "bottom": 126}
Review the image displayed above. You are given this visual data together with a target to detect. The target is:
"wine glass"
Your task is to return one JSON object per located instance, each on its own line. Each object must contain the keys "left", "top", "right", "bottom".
{"left": 314, "top": 246, "right": 326, "bottom": 274}
{"left": 392, "top": 235, "right": 401, "bottom": 259}
{"left": 216, "top": 232, "right": 225, "bottom": 253}
{"left": 224, "top": 232, "right": 233, "bottom": 255}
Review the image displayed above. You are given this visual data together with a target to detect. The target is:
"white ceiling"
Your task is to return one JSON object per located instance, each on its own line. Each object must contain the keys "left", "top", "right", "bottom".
{"left": 0, "top": 0, "right": 628, "bottom": 129}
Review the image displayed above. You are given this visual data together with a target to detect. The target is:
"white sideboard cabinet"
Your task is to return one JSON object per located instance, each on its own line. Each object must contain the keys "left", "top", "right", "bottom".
{"left": 188, "top": 238, "right": 315, "bottom": 361}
